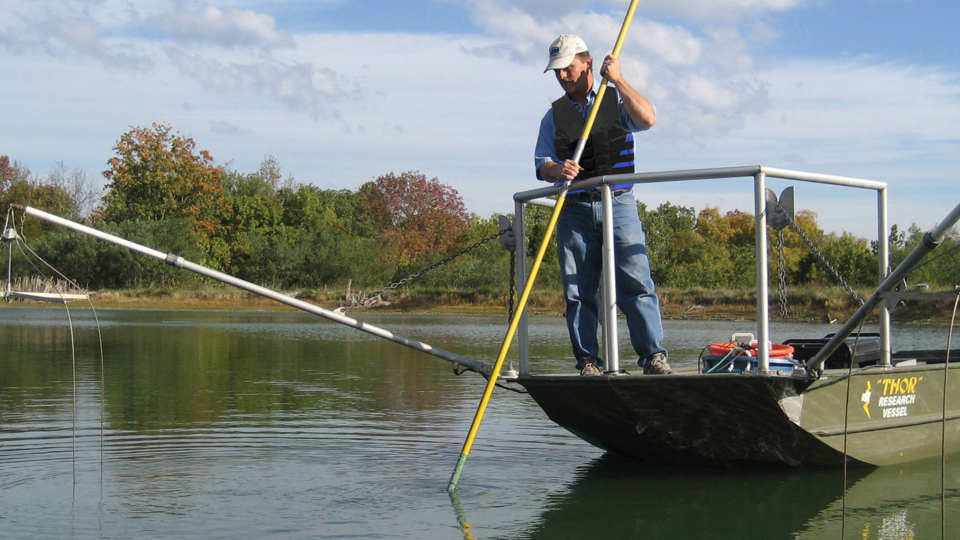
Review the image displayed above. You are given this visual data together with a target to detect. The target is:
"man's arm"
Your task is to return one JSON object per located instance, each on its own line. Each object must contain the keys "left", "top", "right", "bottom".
{"left": 600, "top": 55, "right": 656, "bottom": 129}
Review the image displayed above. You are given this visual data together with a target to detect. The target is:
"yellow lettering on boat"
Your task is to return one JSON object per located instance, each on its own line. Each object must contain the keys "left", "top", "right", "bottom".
{"left": 878, "top": 376, "right": 923, "bottom": 396}
{"left": 872, "top": 377, "right": 922, "bottom": 419}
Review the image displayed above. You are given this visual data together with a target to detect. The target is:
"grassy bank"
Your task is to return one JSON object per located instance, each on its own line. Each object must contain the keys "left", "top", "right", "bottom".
{"left": 25, "top": 283, "right": 957, "bottom": 324}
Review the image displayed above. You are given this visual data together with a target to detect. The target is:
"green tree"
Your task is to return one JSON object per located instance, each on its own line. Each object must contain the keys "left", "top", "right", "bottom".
{"left": 519, "top": 204, "right": 561, "bottom": 289}
{"left": 279, "top": 184, "right": 371, "bottom": 237}
{"left": 694, "top": 207, "right": 757, "bottom": 287}
{"left": 0, "top": 157, "right": 81, "bottom": 239}
{"left": 890, "top": 223, "right": 960, "bottom": 287}
{"left": 405, "top": 214, "right": 514, "bottom": 296}
{"left": 269, "top": 183, "right": 389, "bottom": 288}
{"left": 33, "top": 219, "right": 202, "bottom": 289}
{"left": 784, "top": 210, "right": 880, "bottom": 286}
{"left": 639, "top": 202, "right": 697, "bottom": 286}
{"left": 216, "top": 158, "right": 289, "bottom": 278}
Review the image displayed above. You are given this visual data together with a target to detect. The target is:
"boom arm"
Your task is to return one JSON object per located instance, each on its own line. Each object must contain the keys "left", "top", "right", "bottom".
{"left": 12, "top": 205, "right": 493, "bottom": 377}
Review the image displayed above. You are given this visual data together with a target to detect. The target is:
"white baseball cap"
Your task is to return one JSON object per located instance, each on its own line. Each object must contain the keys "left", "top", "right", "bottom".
{"left": 544, "top": 34, "right": 589, "bottom": 73}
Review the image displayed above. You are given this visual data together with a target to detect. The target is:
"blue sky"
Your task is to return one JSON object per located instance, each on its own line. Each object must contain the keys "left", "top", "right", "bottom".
{"left": 2, "top": 0, "right": 958, "bottom": 239}
{"left": 768, "top": 0, "right": 959, "bottom": 66}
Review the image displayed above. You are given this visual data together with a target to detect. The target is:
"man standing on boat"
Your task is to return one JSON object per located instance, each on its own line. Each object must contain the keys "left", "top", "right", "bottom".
{"left": 534, "top": 34, "right": 671, "bottom": 376}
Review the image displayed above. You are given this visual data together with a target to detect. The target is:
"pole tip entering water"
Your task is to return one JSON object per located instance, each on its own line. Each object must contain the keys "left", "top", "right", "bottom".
{"left": 447, "top": 453, "right": 468, "bottom": 492}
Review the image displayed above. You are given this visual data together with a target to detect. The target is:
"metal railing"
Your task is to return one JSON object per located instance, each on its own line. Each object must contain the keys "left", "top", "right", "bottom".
{"left": 511, "top": 166, "right": 889, "bottom": 375}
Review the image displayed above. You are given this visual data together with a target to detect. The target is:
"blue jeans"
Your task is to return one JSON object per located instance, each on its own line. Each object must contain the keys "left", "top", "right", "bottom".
{"left": 556, "top": 191, "right": 666, "bottom": 368}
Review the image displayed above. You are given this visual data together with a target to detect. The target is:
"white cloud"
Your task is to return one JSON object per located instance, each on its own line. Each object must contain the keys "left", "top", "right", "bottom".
{"left": 631, "top": 19, "right": 703, "bottom": 67}
{"left": 679, "top": 74, "right": 743, "bottom": 110}
{"left": 0, "top": 1, "right": 294, "bottom": 70}
{"left": 164, "top": 46, "right": 351, "bottom": 116}
{"left": 0, "top": 8, "right": 153, "bottom": 70}
{"left": 236, "top": 61, "right": 347, "bottom": 112}
{"left": 164, "top": 47, "right": 243, "bottom": 92}
{"left": 44, "top": 16, "right": 102, "bottom": 53}
{"left": 456, "top": 1, "right": 770, "bottom": 140}
{"left": 458, "top": 0, "right": 804, "bottom": 24}
{"left": 146, "top": 6, "right": 295, "bottom": 49}
{"left": 463, "top": 1, "right": 555, "bottom": 63}
{"left": 210, "top": 120, "right": 248, "bottom": 134}
{"left": 642, "top": 0, "right": 808, "bottom": 22}
{"left": 755, "top": 60, "right": 960, "bottom": 143}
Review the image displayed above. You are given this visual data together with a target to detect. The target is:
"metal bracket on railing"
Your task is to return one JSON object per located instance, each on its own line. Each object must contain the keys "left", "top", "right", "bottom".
{"left": 498, "top": 215, "right": 515, "bottom": 252}
{"left": 765, "top": 187, "right": 795, "bottom": 231}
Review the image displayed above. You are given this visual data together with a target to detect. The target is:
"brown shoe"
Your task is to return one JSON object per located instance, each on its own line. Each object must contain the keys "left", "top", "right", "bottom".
{"left": 576, "top": 355, "right": 604, "bottom": 376}
{"left": 580, "top": 362, "right": 602, "bottom": 376}
{"left": 642, "top": 353, "right": 673, "bottom": 375}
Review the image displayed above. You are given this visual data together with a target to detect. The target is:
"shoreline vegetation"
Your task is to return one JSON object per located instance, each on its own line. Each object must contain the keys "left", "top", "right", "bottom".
{"left": 6, "top": 284, "right": 957, "bottom": 325}
{"left": 7, "top": 148, "right": 959, "bottom": 327}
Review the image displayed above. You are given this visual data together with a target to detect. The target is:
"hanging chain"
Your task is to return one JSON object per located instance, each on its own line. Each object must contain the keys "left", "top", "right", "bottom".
{"left": 342, "top": 227, "right": 513, "bottom": 309}
{"left": 507, "top": 254, "right": 516, "bottom": 323}
{"left": 781, "top": 205, "right": 865, "bottom": 306}
{"left": 777, "top": 229, "right": 789, "bottom": 319}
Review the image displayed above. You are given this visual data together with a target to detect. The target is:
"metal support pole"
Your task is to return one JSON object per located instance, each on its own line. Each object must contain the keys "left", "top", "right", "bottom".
{"left": 877, "top": 188, "right": 892, "bottom": 366}
{"left": 3, "top": 212, "right": 10, "bottom": 296}
{"left": 6, "top": 236, "right": 12, "bottom": 295}
{"left": 515, "top": 199, "right": 530, "bottom": 376}
{"left": 754, "top": 172, "right": 771, "bottom": 371}
{"left": 600, "top": 184, "right": 620, "bottom": 372}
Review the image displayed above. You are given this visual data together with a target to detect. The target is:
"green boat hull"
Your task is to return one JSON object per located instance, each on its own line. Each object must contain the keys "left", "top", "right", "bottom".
{"left": 518, "top": 353, "right": 959, "bottom": 467}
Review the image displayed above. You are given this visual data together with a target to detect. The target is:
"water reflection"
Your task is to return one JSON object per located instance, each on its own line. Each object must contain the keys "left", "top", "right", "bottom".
{"left": 512, "top": 455, "right": 958, "bottom": 540}
{"left": 521, "top": 456, "right": 848, "bottom": 539}
{"left": 0, "top": 308, "right": 956, "bottom": 539}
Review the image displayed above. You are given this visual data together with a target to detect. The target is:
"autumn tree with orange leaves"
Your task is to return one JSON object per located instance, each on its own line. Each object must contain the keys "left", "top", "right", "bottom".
{"left": 100, "top": 123, "right": 229, "bottom": 264}
{"left": 357, "top": 171, "right": 470, "bottom": 267}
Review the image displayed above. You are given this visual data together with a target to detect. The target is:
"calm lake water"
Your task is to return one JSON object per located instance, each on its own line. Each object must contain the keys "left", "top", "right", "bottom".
{"left": 1, "top": 307, "right": 957, "bottom": 539}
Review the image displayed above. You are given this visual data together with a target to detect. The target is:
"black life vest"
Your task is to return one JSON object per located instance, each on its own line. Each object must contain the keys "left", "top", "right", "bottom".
{"left": 552, "top": 88, "right": 635, "bottom": 184}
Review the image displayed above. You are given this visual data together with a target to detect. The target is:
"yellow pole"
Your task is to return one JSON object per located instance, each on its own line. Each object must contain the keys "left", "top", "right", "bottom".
{"left": 578, "top": 0, "right": 641, "bottom": 153}
{"left": 447, "top": 0, "right": 643, "bottom": 492}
